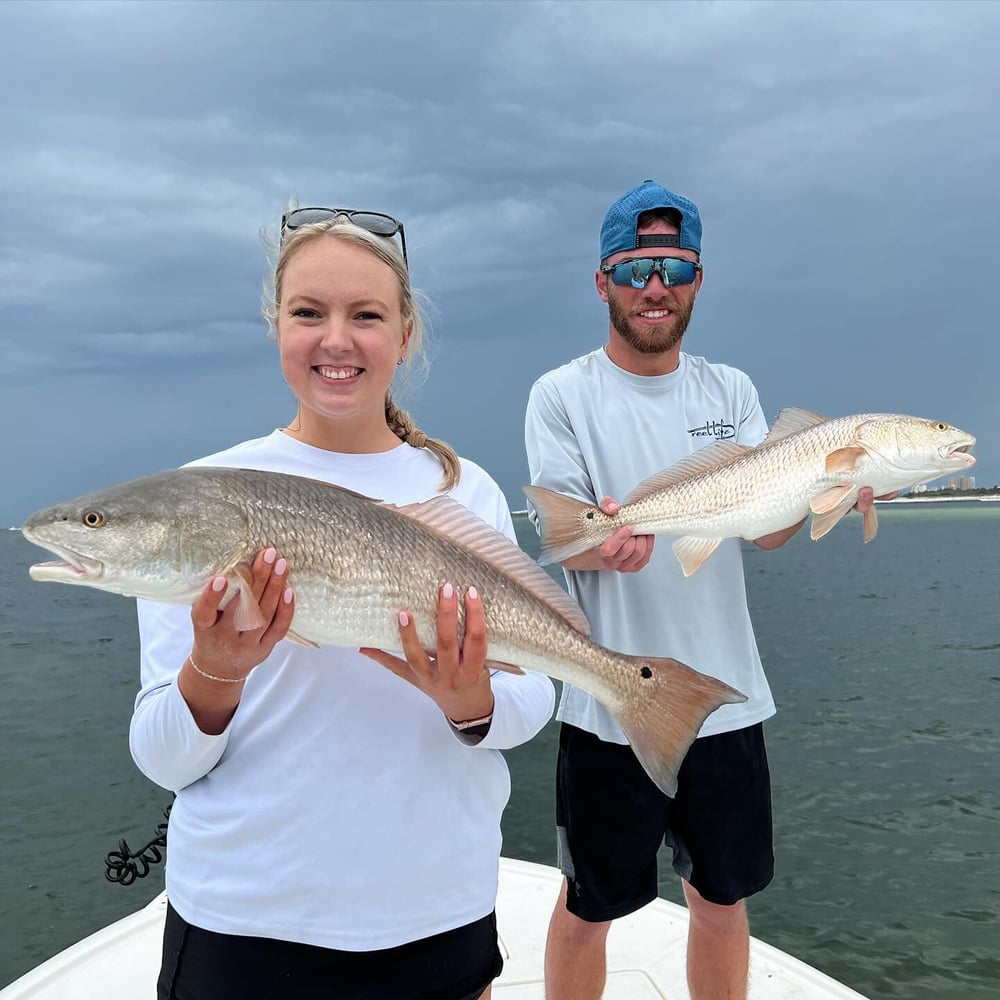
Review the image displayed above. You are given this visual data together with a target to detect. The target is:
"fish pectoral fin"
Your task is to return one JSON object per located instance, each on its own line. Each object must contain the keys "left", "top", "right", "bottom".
{"left": 671, "top": 536, "right": 723, "bottom": 577}
{"left": 231, "top": 566, "right": 268, "bottom": 632}
{"left": 824, "top": 446, "right": 867, "bottom": 474}
{"left": 809, "top": 489, "right": 859, "bottom": 540}
{"left": 863, "top": 504, "right": 879, "bottom": 543}
{"left": 809, "top": 484, "right": 857, "bottom": 514}
{"left": 485, "top": 659, "right": 526, "bottom": 675}
{"left": 286, "top": 629, "right": 320, "bottom": 649}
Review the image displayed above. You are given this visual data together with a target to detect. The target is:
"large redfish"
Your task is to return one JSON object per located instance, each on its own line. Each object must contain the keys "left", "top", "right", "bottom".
{"left": 22, "top": 467, "right": 746, "bottom": 797}
{"left": 524, "top": 408, "right": 976, "bottom": 577}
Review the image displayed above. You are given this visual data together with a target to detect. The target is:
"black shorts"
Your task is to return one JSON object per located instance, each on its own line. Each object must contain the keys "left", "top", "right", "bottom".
{"left": 157, "top": 902, "right": 503, "bottom": 1000}
{"left": 555, "top": 722, "right": 774, "bottom": 919}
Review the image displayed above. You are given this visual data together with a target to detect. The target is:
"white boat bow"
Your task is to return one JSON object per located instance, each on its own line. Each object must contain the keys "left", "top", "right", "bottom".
{"left": 1, "top": 857, "right": 869, "bottom": 999}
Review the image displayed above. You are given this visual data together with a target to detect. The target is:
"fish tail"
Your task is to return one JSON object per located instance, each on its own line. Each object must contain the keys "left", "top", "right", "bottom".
{"left": 522, "top": 485, "right": 604, "bottom": 566}
{"left": 616, "top": 655, "right": 747, "bottom": 798}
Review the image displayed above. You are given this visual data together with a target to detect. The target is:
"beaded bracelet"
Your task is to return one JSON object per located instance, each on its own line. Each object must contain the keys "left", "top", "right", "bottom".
{"left": 187, "top": 655, "right": 247, "bottom": 684}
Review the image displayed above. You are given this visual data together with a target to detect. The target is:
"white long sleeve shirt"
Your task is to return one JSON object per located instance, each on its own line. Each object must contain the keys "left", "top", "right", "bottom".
{"left": 130, "top": 431, "right": 555, "bottom": 950}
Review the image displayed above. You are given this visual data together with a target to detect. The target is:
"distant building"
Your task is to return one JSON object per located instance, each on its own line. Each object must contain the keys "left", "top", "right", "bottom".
{"left": 949, "top": 476, "right": 976, "bottom": 491}
{"left": 913, "top": 483, "right": 928, "bottom": 494}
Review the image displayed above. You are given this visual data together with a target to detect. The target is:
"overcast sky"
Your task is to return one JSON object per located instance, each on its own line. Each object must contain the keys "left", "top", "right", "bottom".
{"left": 3, "top": 0, "right": 998, "bottom": 527}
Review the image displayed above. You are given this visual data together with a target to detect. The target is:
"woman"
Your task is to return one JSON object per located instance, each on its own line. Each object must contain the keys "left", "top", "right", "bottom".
{"left": 130, "top": 207, "right": 555, "bottom": 1000}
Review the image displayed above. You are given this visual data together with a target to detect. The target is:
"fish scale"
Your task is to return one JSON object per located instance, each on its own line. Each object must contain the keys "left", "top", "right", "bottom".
{"left": 22, "top": 466, "right": 747, "bottom": 797}
{"left": 525, "top": 409, "right": 977, "bottom": 577}
{"left": 625, "top": 417, "right": 869, "bottom": 536}
{"left": 231, "top": 473, "right": 558, "bottom": 656}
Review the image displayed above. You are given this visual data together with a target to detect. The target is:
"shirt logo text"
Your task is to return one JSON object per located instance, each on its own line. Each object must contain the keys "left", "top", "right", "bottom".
{"left": 688, "top": 419, "right": 735, "bottom": 440}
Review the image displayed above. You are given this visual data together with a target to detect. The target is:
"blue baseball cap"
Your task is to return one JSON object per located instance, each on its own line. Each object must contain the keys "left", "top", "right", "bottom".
{"left": 599, "top": 180, "right": 702, "bottom": 262}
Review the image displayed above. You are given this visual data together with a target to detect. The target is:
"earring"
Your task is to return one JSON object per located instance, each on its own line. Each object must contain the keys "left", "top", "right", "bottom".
{"left": 397, "top": 356, "right": 405, "bottom": 366}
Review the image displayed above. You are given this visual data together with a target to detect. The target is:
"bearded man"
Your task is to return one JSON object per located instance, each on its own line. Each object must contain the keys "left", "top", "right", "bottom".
{"left": 525, "top": 179, "right": 880, "bottom": 1000}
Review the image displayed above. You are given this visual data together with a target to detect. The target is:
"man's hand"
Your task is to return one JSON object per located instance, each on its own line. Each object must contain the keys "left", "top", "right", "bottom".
{"left": 855, "top": 486, "right": 899, "bottom": 511}
{"left": 561, "top": 497, "right": 655, "bottom": 573}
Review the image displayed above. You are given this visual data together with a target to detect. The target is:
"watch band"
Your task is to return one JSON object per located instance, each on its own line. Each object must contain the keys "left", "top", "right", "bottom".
{"left": 448, "top": 712, "right": 494, "bottom": 731}
{"left": 448, "top": 712, "right": 494, "bottom": 745}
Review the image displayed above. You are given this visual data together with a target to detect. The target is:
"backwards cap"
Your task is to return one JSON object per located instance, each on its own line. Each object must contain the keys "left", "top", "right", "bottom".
{"left": 599, "top": 179, "right": 702, "bottom": 262}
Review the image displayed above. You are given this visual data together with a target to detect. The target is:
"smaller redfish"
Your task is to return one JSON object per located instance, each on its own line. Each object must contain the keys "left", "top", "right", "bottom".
{"left": 524, "top": 408, "right": 976, "bottom": 577}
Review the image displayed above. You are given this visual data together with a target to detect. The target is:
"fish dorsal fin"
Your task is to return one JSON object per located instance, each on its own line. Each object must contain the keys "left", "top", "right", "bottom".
{"left": 283, "top": 474, "right": 588, "bottom": 635}
{"left": 393, "top": 495, "right": 591, "bottom": 637}
{"left": 624, "top": 442, "right": 751, "bottom": 504}
{"left": 762, "top": 407, "right": 829, "bottom": 445}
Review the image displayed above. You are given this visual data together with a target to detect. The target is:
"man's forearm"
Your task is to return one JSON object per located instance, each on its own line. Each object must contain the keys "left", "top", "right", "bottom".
{"left": 753, "top": 517, "right": 807, "bottom": 551}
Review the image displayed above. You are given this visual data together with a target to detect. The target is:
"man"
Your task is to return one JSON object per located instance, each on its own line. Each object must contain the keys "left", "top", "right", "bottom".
{"left": 525, "top": 179, "right": 879, "bottom": 1000}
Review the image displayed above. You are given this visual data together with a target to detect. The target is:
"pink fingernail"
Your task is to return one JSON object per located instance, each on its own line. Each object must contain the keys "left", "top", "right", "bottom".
{"left": 283, "top": 588, "right": 293, "bottom": 604}
{"left": 212, "top": 577, "right": 227, "bottom": 592}
{"left": 442, "top": 582, "right": 454, "bottom": 600}
{"left": 264, "top": 547, "right": 277, "bottom": 565}
{"left": 275, "top": 558, "right": 288, "bottom": 575}
{"left": 468, "top": 586, "right": 479, "bottom": 601}
{"left": 399, "top": 611, "right": 410, "bottom": 627}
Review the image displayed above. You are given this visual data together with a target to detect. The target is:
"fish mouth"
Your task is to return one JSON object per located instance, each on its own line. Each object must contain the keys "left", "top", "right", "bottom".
{"left": 941, "top": 440, "right": 976, "bottom": 466}
{"left": 25, "top": 543, "right": 105, "bottom": 583}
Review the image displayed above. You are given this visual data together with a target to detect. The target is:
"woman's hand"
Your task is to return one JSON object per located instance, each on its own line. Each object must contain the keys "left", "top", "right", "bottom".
{"left": 179, "top": 547, "right": 295, "bottom": 734}
{"left": 360, "top": 583, "right": 495, "bottom": 725}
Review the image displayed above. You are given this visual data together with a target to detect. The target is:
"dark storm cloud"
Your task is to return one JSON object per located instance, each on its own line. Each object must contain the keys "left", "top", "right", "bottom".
{"left": 2, "top": 0, "right": 999, "bottom": 525}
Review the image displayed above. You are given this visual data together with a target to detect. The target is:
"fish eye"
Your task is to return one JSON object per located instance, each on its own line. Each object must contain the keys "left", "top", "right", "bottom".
{"left": 82, "top": 510, "right": 105, "bottom": 528}
{"left": 934, "top": 422, "right": 950, "bottom": 431}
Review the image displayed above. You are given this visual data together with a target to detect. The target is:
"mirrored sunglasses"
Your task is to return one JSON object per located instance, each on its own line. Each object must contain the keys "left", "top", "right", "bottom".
{"left": 600, "top": 256, "right": 702, "bottom": 289}
{"left": 280, "top": 207, "right": 407, "bottom": 265}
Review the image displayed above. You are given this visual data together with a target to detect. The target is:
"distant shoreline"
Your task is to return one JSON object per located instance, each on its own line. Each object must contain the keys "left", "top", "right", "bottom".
{"left": 510, "top": 495, "right": 1000, "bottom": 517}
{"left": 876, "top": 494, "right": 1000, "bottom": 503}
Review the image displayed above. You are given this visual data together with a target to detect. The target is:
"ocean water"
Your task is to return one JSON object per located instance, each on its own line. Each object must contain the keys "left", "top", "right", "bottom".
{"left": 1, "top": 503, "right": 999, "bottom": 997}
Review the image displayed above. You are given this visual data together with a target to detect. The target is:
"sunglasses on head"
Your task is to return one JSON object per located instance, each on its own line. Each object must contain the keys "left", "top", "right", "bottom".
{"left": 280, "top": 207, "right": 408, "bottom": 265}
{"left": 600, "top": 256, "right": 702, "bottom": 289}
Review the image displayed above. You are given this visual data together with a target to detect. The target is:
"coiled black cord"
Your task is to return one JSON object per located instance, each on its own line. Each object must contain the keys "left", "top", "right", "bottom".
{"left": 104, "top": 801, "right": 172, "bottom": 886}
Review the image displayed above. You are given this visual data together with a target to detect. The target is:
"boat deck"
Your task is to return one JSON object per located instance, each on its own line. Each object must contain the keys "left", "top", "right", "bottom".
{"left": 1, "top": 857, "right": 868, "bottom": 999}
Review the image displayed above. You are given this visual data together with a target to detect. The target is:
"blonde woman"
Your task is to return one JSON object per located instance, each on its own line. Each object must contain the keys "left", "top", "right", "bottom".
{"left": 132, "top": 207, "right": 555, "bottom": 1000}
